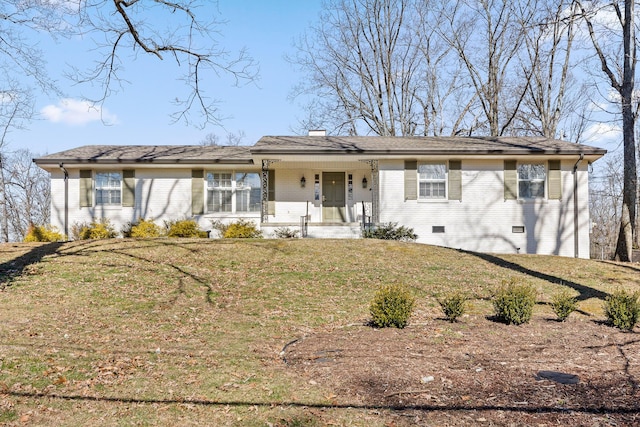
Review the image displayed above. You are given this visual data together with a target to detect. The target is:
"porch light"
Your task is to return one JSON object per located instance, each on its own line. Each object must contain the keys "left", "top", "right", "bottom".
{"left": 362, "top": 176, "right": 368, "bottom": 188}
{"left": 300, "top": 175, "right": 306, "bottom": 188}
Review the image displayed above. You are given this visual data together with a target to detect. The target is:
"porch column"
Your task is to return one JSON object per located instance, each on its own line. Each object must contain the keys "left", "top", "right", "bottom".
{"left": 364, "top": 160, "right": 379, "bottom": 223}
{"left": 261, "top": 159, "right": 278, "bottom": 223}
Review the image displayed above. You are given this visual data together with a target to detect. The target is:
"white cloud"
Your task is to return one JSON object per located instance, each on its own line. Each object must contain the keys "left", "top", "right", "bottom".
{"left": 582, "top": 122, "right": 621, "bottom": 148}
{"left": 40, "top": 98, "right": 118, "bottom": 126}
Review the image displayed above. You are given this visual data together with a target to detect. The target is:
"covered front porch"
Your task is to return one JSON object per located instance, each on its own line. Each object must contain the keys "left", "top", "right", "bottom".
{"left": 258, "top": 159, "right": 378, "bottom": 238}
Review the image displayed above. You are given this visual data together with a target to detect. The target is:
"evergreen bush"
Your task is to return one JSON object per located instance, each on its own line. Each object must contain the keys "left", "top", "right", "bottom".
{"left": 363, "top": 222, "right": 417, "bottom": 241}
{"left": 369, "top": 284, "right": 415, "bottom": 328}
{"left": 274, "top": 227, "right": 299, "bottom": 238}
{"left": 437, "top": 291, "right": 467, "bottom": 322}
{"left": 550, "top": 289, "right": 577, "bottom": 322}
{"left": 604, "top": 289, "right": 640, "bottom": 331}
{"left": 492, "top": 279, "right": 537, "bottom": 325}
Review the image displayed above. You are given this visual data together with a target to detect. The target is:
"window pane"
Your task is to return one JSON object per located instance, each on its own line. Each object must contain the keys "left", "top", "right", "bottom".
{"left": 95, "top": 172, "right": 121, "bottom": 205}
{"left": 418, "top": 164, "right": 446, "bottom": 180}
{"left": 517, "top": 163, "right": 546, "bottom": 199}
{"left": 235, "top": 173, "right": 261, "bottom": 212}
{"left": 418, "top": 163, "right": 446, "bottom": 199}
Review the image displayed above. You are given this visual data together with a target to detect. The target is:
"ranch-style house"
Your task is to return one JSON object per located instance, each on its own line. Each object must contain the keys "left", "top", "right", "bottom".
{"left": 34, "top": 133, "right": 606, "bottom": 258}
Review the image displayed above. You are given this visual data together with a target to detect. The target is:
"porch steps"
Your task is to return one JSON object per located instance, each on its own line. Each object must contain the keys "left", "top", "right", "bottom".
{"left": 305, "top": 223, "right": 363, "bottom": 239}
{"left": 261, "top": 223, "right": 363, "bottom": 239}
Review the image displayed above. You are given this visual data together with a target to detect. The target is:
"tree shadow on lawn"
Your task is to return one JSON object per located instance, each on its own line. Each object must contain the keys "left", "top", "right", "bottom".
{"left": 5, "top": 390, "right": 640, "bottom": 417}
{"left": 0, "top": 242, "right": 64, "bottom": 288}
{"left": 458, "top": 249, "right": 608, "bottom": 302}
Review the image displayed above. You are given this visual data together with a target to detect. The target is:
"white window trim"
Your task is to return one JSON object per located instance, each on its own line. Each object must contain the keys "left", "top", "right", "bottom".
{"left": 95, "top": 171, "right": 122, "bottom": 206}
{"left": 517, "top": 162, "right": 546, "bottom": 201}
{"left": 417, "top": 162, "right": 448, "bottom": 202}
{"left": 206, "top": 171, "right": 261, "bottom": 214}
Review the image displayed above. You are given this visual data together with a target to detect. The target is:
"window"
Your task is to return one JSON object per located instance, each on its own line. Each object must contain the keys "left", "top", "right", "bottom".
{"left": 207, "top": 172, "right": 261, "bottom": 213}
{"left": 95, "top": 172, "right": 121, "bottom": 205}
{"left": 418, "top": 163, "right": 446, "bottom": 199}
{"left": 518, "top": 163, "right": 545, "bottom": 199}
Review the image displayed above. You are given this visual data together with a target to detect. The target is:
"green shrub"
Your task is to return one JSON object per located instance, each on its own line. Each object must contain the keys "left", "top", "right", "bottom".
{"left": 212, "top": 219, "right": 262, "bottom": 238}
{"left": 550, "top": 289, "right": 577, "bottom": 322}
{"left": 23, "top": 224, "right": 66, "bottom": 242}
{"left": 604, "top": 289, "right": 640, "bottom": 331}
{"left": 72, "top": 219, "right": 117, "bottom": 240}
{"left": 274, "top": 227, "right": 299, "bottom": 238}
{"left": 437, "top": 291, "right": 467, "bottom": 322}
{"left": 369, "top": 284, "right": 415, "bottom": 328}
{"left": 165, "top": 219, "right": 208, "bottom": 238}
{"left": 492, "top": 279, "right": 537, "bottom": 325}
{"left": 128, "top": 218, "right": 162, "bottom": 238}
{"left": 363, "top": 222, "right": 417, "bottom": 241}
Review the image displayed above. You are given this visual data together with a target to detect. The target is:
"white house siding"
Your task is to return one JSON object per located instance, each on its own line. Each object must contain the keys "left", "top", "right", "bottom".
{"left": 49, "top": 167, "right": 264, "bottom": 236}
{"left": 378, "top": 158, "right": 591, "bottom": 258}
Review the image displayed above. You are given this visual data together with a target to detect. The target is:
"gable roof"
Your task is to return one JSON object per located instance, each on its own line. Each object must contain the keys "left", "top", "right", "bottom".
{"left": 253, "top": 135, "right": 607, "bottom": 156}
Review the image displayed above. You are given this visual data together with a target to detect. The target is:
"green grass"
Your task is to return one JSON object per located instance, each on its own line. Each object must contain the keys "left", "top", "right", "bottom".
{"left": 0, "top": 238, "right": 638, "bottom": 425}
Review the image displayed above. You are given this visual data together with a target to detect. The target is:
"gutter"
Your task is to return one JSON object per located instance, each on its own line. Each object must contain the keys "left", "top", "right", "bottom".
{"left": 573, "top": 154, "right": 584, "bottom": 258}
{"left": 59, "top": 163, "right": 69, "bottom": 239}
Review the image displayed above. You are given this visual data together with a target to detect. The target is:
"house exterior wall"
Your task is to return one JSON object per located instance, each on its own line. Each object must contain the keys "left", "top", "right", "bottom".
{"left": 46, "top": 156, "right": 592, "bottom": 258}
{"left": 49, "top": 167, "right": 262, "bottom": 236}
{"left": 378, "top": 158, "right": 590, "bottom": 258}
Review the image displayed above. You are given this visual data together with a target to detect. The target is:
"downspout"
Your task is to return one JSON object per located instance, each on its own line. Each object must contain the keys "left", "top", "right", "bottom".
{"left": 59, "top": 163, "right": 69, "bottom": 239}
{"left": 572, "top": 154, "right": 584, "bottom": 258}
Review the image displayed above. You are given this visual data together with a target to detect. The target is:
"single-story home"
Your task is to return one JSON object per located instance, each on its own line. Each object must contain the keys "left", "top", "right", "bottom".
{"left": 34, "top": 133, "right": 606, "bottom": 258}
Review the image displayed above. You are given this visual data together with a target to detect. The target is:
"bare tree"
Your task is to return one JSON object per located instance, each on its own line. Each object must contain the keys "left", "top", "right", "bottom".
{"left": 577, "top": 0, "right": 637, "bottom": 261}
{"left": 515, "top": 1, "right": 582, "bottom": 138}
{"left": 199, "top": 130, "right": 246, "bottom": 146}
{"left": 0, "top": 1, "right": 257, "bottom": 129}
{"left": 439, "top": 0, "right": 538, "bottom": 136}
{"left": 590, "top": 154, "right": 623, "bottom": 259}
{"left": 290, "top": 0, "right": 450, "bottom": 136}
{"left": 1, "top": 149, "right": 50, "bottom": 241}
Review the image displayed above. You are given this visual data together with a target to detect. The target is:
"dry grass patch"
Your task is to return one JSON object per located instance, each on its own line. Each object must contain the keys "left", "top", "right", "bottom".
{"left": 0, "top": 239, "right": 638, "bottom": 425}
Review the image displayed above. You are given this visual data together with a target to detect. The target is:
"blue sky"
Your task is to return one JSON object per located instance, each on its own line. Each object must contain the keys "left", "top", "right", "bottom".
{"left": 7, "top": 1, "right": 623, "bottom": 159}
{"left": 10, "top": 1, "right": 323, "bottom": 156}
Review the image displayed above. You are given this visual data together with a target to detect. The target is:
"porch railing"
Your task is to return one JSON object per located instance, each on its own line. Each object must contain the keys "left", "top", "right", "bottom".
{"left": 361, "top": 200, "right": 373, "bottom": 232}
{"left": 300, "top": 200, "right": 310, "bottom": 238}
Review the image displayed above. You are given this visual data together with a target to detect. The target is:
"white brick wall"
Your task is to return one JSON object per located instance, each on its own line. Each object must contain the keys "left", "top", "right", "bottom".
{"left": 378, "top": 159, "right": 591, "bottom": 258}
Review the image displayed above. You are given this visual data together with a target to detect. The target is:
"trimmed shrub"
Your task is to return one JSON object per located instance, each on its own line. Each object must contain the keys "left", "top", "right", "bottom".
{"left": 363, "top": 222, "right": 417, "bottom": 241}
{"left": 274, "top": 227, "right": 299, "bottom": 239}
{"left": 129, "top": 219, "right": 162, "bottom": 238}
{"left": 73, "top": 219, "right": 117, "bottom": 240}
{"left": 369, "top": 284, "right": 415, "bottom": 328}
{"left": 24, "top": 224, "right": 66, "bottom": 242}
{"left": 437, "top": 291, "right": 467, "bottom": 322}
{"left": 492, "top": 279, "right": 537, "bottom": 325}
{"left": 165, "top": 219, "right": 208, "bottom": 238}
{"left": 604, "top": 289, "right": 640, "bottom": 331}
{"left": 212, "top": 219, "right": 262, "bottom": 238}
{"left": 550, "top": 289, "right": 577, "bottom": 322}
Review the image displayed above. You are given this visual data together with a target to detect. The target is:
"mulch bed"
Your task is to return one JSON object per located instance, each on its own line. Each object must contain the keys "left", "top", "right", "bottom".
{"left": 283, "top": 315, "right": 640, "bottom": 426}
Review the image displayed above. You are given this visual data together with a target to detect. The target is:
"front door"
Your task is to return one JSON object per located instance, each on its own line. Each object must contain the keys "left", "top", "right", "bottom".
{"left": 322, "top": 172, "right": 346, "bottom": 222}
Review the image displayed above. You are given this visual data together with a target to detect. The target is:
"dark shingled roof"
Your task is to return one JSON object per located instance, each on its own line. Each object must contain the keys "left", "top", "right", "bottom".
{"left": 33, "top": 136, "right": 607, "bottom": 166}
{"left": 253, "top": 135, "right": 607, "bottom": 156}
{"left": 34, "top": 145, "right": 253, "bottom": 165}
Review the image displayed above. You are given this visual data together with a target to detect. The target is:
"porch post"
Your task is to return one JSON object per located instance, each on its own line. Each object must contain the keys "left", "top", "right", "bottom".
{"left": 261, "top": 159, "right": 279, "bottom": 223}
{"left": 261, "top": 160, "right": 270, "bottom": 223}
{"left": 364, "top": 160, "right": 379, "bottom": 223}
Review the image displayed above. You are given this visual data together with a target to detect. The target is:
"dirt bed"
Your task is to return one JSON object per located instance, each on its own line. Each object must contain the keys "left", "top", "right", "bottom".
{"left": 283, "top": 315, "right": 640, "bottom": 426}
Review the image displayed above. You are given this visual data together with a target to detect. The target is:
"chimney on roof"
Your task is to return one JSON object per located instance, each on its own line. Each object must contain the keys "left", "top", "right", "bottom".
{"left": 308, "top": 129, "right": 326, "bottom": 136}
